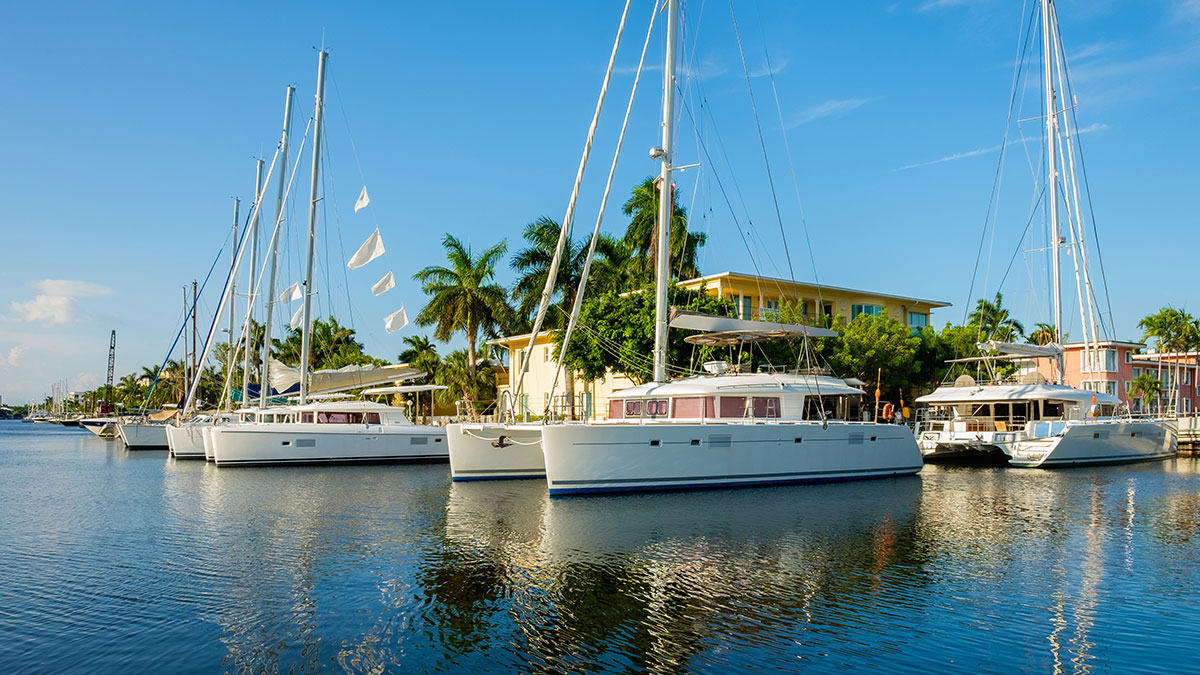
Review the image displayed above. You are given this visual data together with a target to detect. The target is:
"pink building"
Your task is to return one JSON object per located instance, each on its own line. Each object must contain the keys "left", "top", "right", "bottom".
{"left": 1030, "top": 340, "right": 1200, "bottom": 413}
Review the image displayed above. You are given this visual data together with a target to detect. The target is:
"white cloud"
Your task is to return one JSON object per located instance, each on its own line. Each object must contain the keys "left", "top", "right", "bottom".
{"left": 919, "top": 0, "right": 976, "bottom": 12}
{"left": 0, "top": 346, "right": 28, "bottom": 367}
{"left": 788, "top": 97, "right": 877, "bottom": 127}
{"left": 895, "top": 122, "right": 1109, "bottom": 171}
{"left": 9, "top": 279, "right": 113, "bottom": 325}
{"left": 1176, "top": 0, "right": 1200, "bottom": 23}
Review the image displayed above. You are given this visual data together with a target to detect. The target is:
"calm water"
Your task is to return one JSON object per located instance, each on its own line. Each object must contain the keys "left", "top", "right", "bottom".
{"left": 1, "top": 421, "right": 1199, "bottom": 673}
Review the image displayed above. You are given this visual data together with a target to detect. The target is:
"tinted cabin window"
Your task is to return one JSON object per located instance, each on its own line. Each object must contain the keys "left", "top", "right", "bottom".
{"left": 625, "top": 400, "right": 642, "bottom": 417}
{"left": 672, "top": 396, "right": 714, "bottom": 418}
{"left": 645, "top": 400, "right": 669, "bottom": 417}
{"left": 365, "top": 412, "right": 381, "bottom": 424}
{"left": 609, "top": 400, "right": 624, "bottom": 419}
{"left": 300, "top": 412, "right": 314, "bottom": 423}
{"left": 720, "top": 396, "right": 747, "bottom": 418}
{"left": 752, "top": 397, "right": 781, "bottom": 419}
{"left": 1043, "top": 402, "right": 1064, "bottom": 418}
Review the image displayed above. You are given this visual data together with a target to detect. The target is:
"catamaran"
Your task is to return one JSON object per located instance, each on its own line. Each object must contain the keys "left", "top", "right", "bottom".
{"left": 916, "top": 0, "right": 1174, "bottom": 468}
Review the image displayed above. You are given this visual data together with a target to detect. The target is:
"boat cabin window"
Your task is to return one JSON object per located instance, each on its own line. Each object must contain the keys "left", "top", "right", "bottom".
{"left": 720, "top": 396, "right": 747, "bottom": 418}
{"left": 718, "top": 395, "right": 781, "bottom": 419}
{"left": 753, "top": 397, "right": 781, "bottom": 419}
{"left": 645, "top": 399, "right": 669, "bottom": 418}
{"left": 365, "top": 412, "right": 381, "bottom": 424}
{"left": 625, "top": 400, "right": 642, "bottom": 417}
{"left": 609, "top": 400, "right": 625, "bottom": 419}
{"left": 1042, "top": 401, "right": 1064, "bottom": 419}
{"left": 299, "top": 412, "right": 314, "bottom": 423}
{"left": 671, "top": 396, "right": 715, "bottom": 419}
{"left": 317, "top": 412, "right": 365, "bottom": 424}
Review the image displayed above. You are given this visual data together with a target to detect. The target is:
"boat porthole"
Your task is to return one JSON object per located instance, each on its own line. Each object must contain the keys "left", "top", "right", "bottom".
{"left": 794, "top": 438, "right": 803, "bottom": 444}
{"left": 650, "top": 440, "right": 661, "bottom": 447}
{"left": 690, "top": 439, "right": 700, "bottom": 446}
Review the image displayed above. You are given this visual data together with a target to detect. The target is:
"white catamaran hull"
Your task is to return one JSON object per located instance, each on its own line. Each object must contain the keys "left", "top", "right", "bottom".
{"left": 447, "top": 423, "right": 545, "bottom": 481}
{"left": 209, "top": 423, "right": 449, "bottom": 466}
{"left": 118, "top": 423, "right": 169, "bottom": 449}
{"left": 1009, "top": 419, "right": 1176, "bottom": 468}
{"left": 165, "top": 424, "right": 209, "bottom": 459}
{"left": 80, "top": 418, "right": 119, "bottom": 439}
{"left": 541, "top": 421, "right": 923, "bottom": 496}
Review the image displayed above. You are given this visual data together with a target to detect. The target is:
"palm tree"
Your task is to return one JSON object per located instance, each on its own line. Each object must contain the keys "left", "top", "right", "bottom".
{"left": 435, "top": 348, "right": 496, "bottom": 421}
{"left": 414, "top": 234, "right": 510, "bottom": 395}
{"left": 622, "top": 177, "right": 706, "bottom": 281}
{"left": 969, "top": 292, "right": 1025, "bottom": 343}
{"left": 1129, "top": 373, "right": 1163, "bottom": 415}
{"left": 1026, "top": 322, "right": 1057, "bottom": 346}
{"left": 1138, "top": 307, "right": 1197, "bottom": 415}
{"left": 272, "top": 316, "right": 368, "bottom": 370}
{"left": 399, "top": 335, "right": 440, "bottom": 422}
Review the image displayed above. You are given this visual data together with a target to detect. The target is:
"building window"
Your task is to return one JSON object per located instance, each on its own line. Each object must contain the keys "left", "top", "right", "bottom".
{"left": 581, "top": 392, "right": 593, "bottom": 419}
{"left": 1185, "top": 399, "right": 1193, "bottom": 414}
{"left": 1185, "top": 371, "right": 1192, "bottom": 386}
{"left": 544, "top": 347, "right": 549, "bottom": 362}
{"left": 800, "top": 301, "right": 808, "bottom": 317}
{"left": 1083, "top": 349, "right": 1118, "bottom": 373}
{"left": 907, "top": 312, "right": 928, "bottom": 334}
{"left": 760, "top": 299, "right": 779, "bottom": 320}
{"left": 851, "top": 304, "right": 884, "bottom": 320}
{"left": 1125, "top": 380, "right": 1131, "bottom": 393}
{"left": 516, "top": 349, "right": 523, "bottom": 371}
{"left": 1132, "top": 367, "right": 1141, "bottom": 378}
{"left": 739, "top": 296, "right": 752, "bottom": 320}
{"left": 1124, "top": 351, "right": 1132, "bottom": 364}
{"left": 520, "top": 395, "right": 530, "bottom": 415}
{"left": 1106, "top": 350, "right": 1117, "bottom": 372}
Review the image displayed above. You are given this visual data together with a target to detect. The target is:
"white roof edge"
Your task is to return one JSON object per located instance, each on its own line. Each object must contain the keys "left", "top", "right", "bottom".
{"left": 678, "top": 271, "right": 952, "bottom": 308}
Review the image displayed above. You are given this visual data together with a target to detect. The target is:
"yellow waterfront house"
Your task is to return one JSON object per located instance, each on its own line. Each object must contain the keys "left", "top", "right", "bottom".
{"left": 489, "top": 271, "right": 950, "bottom": 421}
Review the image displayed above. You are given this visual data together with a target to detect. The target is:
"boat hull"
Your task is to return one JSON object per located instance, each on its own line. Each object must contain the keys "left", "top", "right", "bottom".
{"left": 541, "top": 421, "right": 923, "bottom": 495}
{"left": 209, "top": 423, "right": 449, "bottom": 466}
{"left": 165, "top": 424, "right": 208, "bottom": 459}
{"left": 79, "top": 418, "right": 119, "bottom": 439}
{"left": 117, "top": 423, "right": 169, "bottom": 449}
{"left": 1009, "top": 419, "right": 1176, "bottom": 468}
{"left": 447, "top": 423, "right": 545, "bottom": 481}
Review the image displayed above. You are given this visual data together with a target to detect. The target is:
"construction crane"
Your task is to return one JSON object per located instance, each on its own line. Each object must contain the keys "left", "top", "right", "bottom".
{"left": 100, "top": 330, "right": 116, "bottom": 415}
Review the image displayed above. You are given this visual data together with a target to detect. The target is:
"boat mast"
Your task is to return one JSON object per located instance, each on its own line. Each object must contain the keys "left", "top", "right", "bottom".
{"left": 191, "top": 280, "right": 198, "bottom": 395}
{"left": 226, "top": 197, "right": 239, "bottom": 412}
{"left": 181, "top": 285, "right": 189, "bottom": 404}
{"left": 299, "top": 50, "right": 328, "bottom": 405}
{"left": 243, "top": 159, "right": 264, "bottom": 407}
{"left": 652, "top": 0, "right": 679, "bottom": 384}
{"left": 1042, "top": 0, "right": 1064, "bottom": 384}
{"left": 260, "top": 86, "right": 296, "bottom": 409}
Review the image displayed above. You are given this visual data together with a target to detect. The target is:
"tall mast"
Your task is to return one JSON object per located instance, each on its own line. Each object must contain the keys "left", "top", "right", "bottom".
{"left": 260, "top": 86, "right": 295, "bottom": 409}
{"left": 181, "top": 285, "right": 189, "bottom": 404}
{"left": 226, "top": 198, "right": 239, "bottom": 412}
{"left": 243, "top": 159, "right": 264, "bottom": 407}
{"left": 192, "top": 280, "right": 198, "bottom": 393}
{"left": 299, "top": 50, "right": 328, "bottom": 405}
{"left": 652, "top": 0, "right": 679, "bottom": 384}
{"left": 1042, "top": 0, "right": 1064, "bottom": 383}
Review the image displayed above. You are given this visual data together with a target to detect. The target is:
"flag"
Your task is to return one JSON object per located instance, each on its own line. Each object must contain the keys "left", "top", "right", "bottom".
{"left": 384, "top": 306, "right": 408, "bottom": 333}
{"left": 347, "top": 228, "right": 385, "bottom": 269}
{"left": 372, "top": 271, "right": 395, "bottom": 296}
{"left": 289, "top": 305, "right": 305, "bottom": 330}
{"left": 354, "top": 186, "right": 370, "bottom": 212}
{"left": 280, "top": 282, "right": 302, "bottom": 304}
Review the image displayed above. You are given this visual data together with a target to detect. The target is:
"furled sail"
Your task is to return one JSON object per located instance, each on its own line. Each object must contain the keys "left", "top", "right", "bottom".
{"left": 669, "top": 307, "right": 837, "bottom": 343}
{"left": 347, "top": 228, "right": 385, "bottom": 269}
{"left": 268, "top": 358, "right": 424, "bottom": 396}
{"left": 977, "top": 341, "right": 1062, "bottom": 358}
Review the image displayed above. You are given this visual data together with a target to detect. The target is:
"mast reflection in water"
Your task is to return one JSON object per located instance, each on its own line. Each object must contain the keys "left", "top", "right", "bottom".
{"left": 1, "top": 421, "right": 1199, "bottom": 672}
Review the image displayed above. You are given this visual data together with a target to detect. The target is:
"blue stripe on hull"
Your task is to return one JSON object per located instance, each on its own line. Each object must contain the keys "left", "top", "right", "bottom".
{"left": 216, "top": 455, "right": 448, "bottom": 467}
{"left": 548, "top": 468, "right": 921, "bottom": 496}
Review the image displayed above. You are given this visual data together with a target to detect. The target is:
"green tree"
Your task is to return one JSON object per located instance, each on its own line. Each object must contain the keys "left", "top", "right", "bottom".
{"left": 1026, "top": 322, "right": 1057, "bottom": 346}
{"left": 399, "top": 335, "right": 440, "bottom": 421}
{"left": 414, "top": 234, "right": 511, "bottom": 399}
{"left": 435, "top": 348, "right": 497, "bottom": 420}
{"left": 555, "top": 283, "right": 734, "bottom": 385}
{"left": 969, "top": 292, "right": 1025, "bottom": 343}
{"left": 823, "top": 314, "right": 923, "bottom": 402}
{"left": 272, "top": 316, "right": 378, "bottom": 370}
{"left": 1129, "top": 372, "right": 1163, "bottom": 414}
{"left": 622, "top": 177, "right": 707, "bottom": 282}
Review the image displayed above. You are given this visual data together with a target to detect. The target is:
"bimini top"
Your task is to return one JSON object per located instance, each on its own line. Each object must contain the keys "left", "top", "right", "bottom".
{"left": 611, "top": 372, "right": 864, "bottom": 399}
{"left": 916, "top": 383, "right": 1120, "bottom": 406}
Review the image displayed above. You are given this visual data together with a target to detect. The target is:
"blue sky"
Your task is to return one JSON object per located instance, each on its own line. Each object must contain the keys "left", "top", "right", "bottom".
{"left": 2, "top": 0, "right": 1198, "bottom": 404}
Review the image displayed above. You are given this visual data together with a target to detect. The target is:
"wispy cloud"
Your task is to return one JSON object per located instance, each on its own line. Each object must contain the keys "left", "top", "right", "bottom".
{"left": 749, "top": 57, "right": 789, "bottom": 78}
{"left": 1175, "top": 0, "right": 1200, "bottom": 23}
{"left": 895, "top": 123, "right": 1110, "bottom": 171}
{"left": 788, "top": 97, "right": 877, "bottom": 127}
{"left": 9, "top": 279, "right": 112, "bottom": 325}
{"left": 0, "top": 346, "right": 28, "bottom": 367}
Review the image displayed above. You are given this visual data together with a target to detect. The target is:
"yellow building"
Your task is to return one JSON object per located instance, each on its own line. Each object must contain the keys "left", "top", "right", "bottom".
{"left": 489, "top": 271, "right": 949, "bottom": 421}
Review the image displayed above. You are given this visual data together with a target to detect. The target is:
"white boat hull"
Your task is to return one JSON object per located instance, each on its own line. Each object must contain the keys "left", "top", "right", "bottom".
{"left": 165, "top": 424, "right": 208, "bottom": 459}
{"left": 80, "top": 418, "right": 119, "bottom": 439}
{"left": 447, "top": 423, "right": 545, "bottom": 481}
{"left": 541, "top": 421, "right": 923, "bottom": 495}
{"left": 1009, "top": 419, "right": 1176, "bottom": 468}
{"left": 117, "top": 423, "right": 169, "bottom": 449}
{"left": 202, "top": 426, "right": 215, "bottom": 461}
{"left": 209, "top": 423, "right": 449, "bottom": 466}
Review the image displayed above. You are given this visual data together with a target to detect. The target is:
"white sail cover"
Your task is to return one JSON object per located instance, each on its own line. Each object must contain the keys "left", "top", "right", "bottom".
{"left": 354, "top": 186, "right": 370, "bottom": 212}
{"left": 384, "top": 306, "right": 409, "bottom": 333}
{"left": 268, "top": 358, "right": 424, "bottom": 396}
{"left": 347, "top": 228, "right": 385, "bottom": 269}
{"left": 372, "top": 271, "right": 395, "bottom": 296}
{"left": 280, "top": 282, "right": 302, "bottom": 303}
{"left": 289, "top": 305, "right": 305, "bottom": 330}
{"left": 977, "top": 341, "right": 1062, "bottom": 358}
{"left": 669, "top": 308, "right": 837, "bottom": 339}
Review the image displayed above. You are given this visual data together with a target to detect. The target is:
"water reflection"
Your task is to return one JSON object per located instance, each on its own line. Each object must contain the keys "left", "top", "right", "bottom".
{"left": 5, "top": 421, "right": 1200, "bottom": 673}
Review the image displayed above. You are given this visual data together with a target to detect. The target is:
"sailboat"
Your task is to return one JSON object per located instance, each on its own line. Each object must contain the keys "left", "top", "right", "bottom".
{"left": 453, "top": 0, "right": 924, "bottom": 495}
{"left": 915, "top": 0, "right": 1174, "bottom": 468}
{"left": 203, "top": 50, "right": 449, "bottom": 467}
